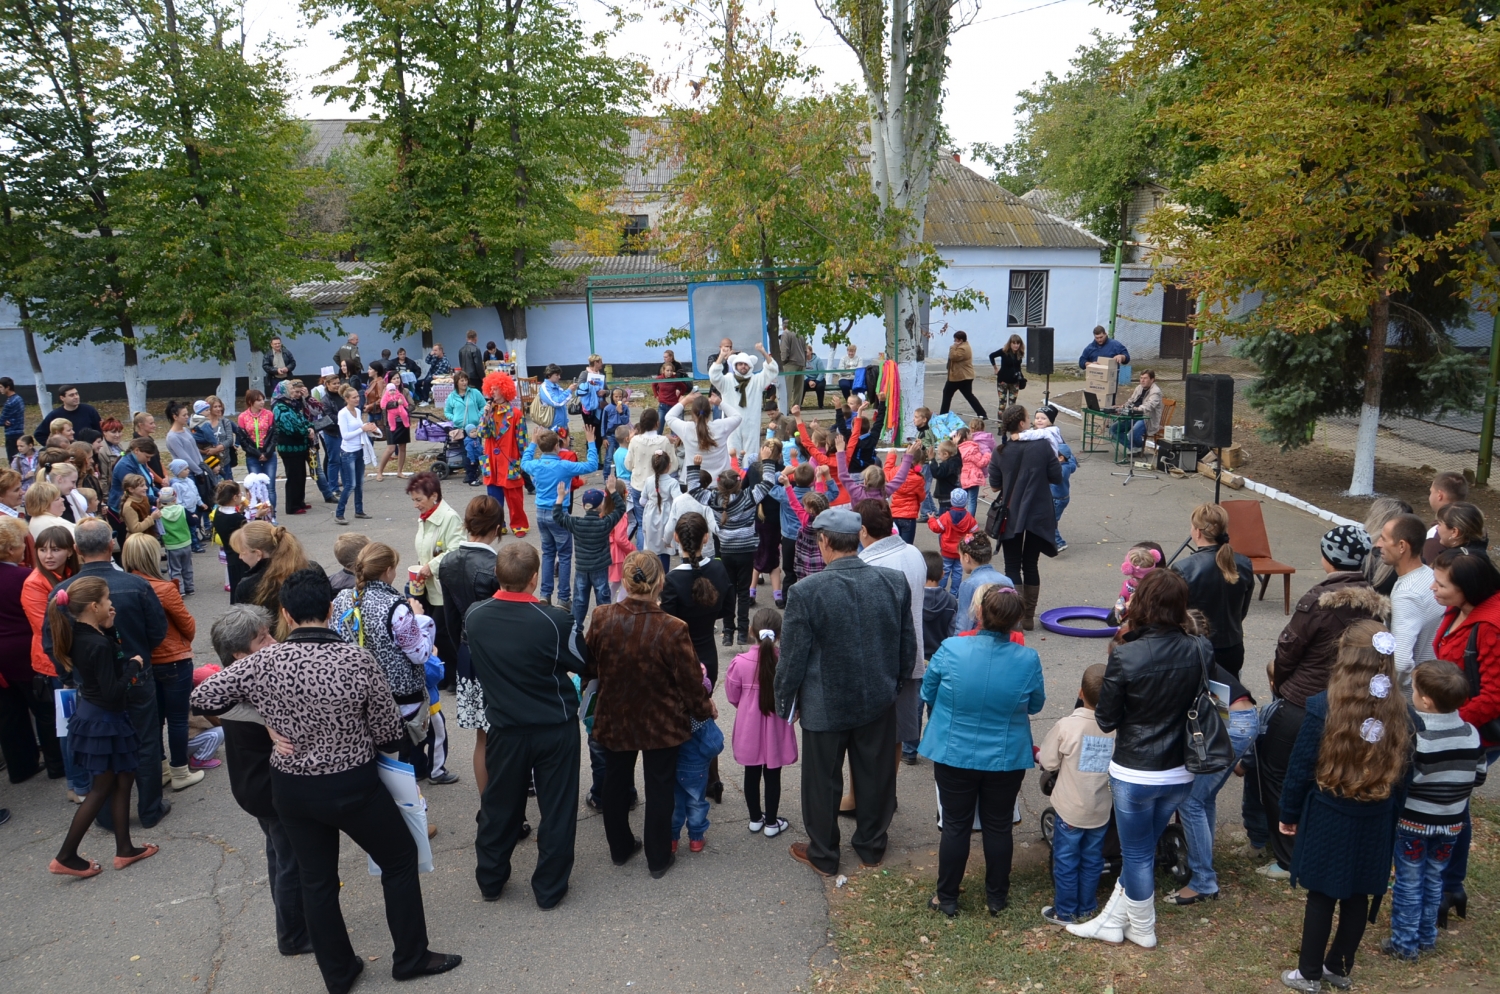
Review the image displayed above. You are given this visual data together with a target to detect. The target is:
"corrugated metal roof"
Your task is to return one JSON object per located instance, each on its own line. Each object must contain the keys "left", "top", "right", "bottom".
{"left": 303, "top": 119, "right": 368, "bottom": 165}
{"left": 926, "top": 158, "right": 1106, "bottom": 250}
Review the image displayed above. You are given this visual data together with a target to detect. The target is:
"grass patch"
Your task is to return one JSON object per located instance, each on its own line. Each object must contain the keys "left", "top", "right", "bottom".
{"left": 819, "top": 800, "right": 1500, "bottom": 994}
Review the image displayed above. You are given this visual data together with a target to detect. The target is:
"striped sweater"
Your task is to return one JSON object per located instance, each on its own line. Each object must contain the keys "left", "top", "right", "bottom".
{"left": 1400, "top": 709, "right": 1488, "bottom": 834}
{"left": 686, "top": 475, "right": 773, "bottom": 553}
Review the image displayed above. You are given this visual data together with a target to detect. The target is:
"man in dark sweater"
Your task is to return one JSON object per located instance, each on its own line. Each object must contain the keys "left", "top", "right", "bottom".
{"left": 467, "top": 543, "right": 591, "bottom": 908}
{"left": 776, "top": 507, "right": 916, "bottom": 876}
{"left": 551, "top": 479, "right": 626, "bottom": 633}
{"left": 208, "top": 604, "right": 311, "bottom": 956}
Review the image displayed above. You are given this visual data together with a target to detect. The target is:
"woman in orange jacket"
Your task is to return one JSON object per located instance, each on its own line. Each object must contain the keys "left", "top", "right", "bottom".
{"left": 121, "top": 533, "right": 203, "bottom": 791}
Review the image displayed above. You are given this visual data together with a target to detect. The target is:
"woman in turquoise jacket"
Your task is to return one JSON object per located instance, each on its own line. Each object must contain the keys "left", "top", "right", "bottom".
{"left": 443, "top": 371, "right": 486, "bottom": 486}
{"left": 920, "top": 586, "right": 1045, "bottom": 917}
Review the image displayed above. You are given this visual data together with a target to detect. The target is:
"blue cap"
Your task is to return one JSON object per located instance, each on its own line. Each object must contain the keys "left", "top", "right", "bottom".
{"left": 949, "top": 488, "right": 969, "bottom": 508}
{"left": 169, "top": 458, "right": 190, "bottom": 475}
{"left": 582, "top": 488, "right": 605, "bottom": 507}
{"left": 811, "top": 507, "right": 862, "bottom": 534}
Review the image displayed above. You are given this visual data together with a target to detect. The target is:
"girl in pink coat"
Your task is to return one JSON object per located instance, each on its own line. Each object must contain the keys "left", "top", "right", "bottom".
{"left": 724, "top": 608, "right": 798, "bottom": 836}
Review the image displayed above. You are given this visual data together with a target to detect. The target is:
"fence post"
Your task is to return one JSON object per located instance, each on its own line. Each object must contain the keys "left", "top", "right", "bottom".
{"left": 1190, "top": 294, "right": 1206, "bottom": 375}
{"left": 1107, "top": 241, "right": 1123, "bottom": 338}
{"left": 1477, "top": 310, "right": 1500, "bottom": 486}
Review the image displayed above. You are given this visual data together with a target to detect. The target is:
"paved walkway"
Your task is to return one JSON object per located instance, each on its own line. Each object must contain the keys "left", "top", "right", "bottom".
{"left": 5, "top": 365, "right": 1480, "bottom": 994}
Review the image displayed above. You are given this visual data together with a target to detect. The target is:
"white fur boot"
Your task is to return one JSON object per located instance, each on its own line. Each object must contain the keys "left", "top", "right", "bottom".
{"left": 1123, "top": 893, "right": 1158, "bottom": 948}
{"left": 1065, "top": 880, "right": 1126, "bottom": 944}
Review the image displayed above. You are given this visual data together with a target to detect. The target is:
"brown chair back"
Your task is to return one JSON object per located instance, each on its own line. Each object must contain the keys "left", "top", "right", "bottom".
{"left": 1221, "top": 499, "right": 1273, "bottom": 560}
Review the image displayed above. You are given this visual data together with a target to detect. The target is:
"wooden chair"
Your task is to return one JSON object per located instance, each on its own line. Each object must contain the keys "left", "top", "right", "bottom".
{"left": 1152, "top": 397, "right": 1178, "bottom": 442}
{"left": 1221, "top": 499, "right": 1298, "bottom": 614}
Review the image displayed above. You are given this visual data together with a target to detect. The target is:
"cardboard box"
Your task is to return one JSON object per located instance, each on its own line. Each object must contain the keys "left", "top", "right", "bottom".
{"left": 1085, "top": 359, "right": 1119, "bottom": 403}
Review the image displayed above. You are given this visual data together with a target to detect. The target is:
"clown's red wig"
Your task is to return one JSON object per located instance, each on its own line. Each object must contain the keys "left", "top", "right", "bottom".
{"left": 482, "top": 370, "right": 517, "bottom": 402}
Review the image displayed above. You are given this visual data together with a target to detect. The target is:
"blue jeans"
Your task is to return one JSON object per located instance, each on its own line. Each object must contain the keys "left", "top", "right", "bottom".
{"left": 672, "top": 752, "right": 711, "bottom": 841}
{"left": 311, "top": 448, "right": 335, "bottom": 501}
{"left": 323, "top": 440, "right": 342, "bottom": 495}
{"left": 1052, "top": 818, "right": 1109, "bottom": 920}
{"left": 537, "top": 516, "right": 573, "bottom": 601}
{"left": 1390, "top": 828, "right": 1456, "bottom": 956}
{"left": 1113, "top": 418, "right": 1147, "bottom": 450}
{"left": 894, "top": 517, "right": 916, "bottom": 544}
{"left": 572, "top": 568, "right": 611, "bottom": 633}
{"left": 628, "top": 487, "right": 644, "bottom": 548}
{"left": 336, "top": 449, "right": 364, "bottom": 517}
{"left": 1111, "top": 776, "right": 1194, "bottom": 899}
{"left": 941, "top": 556, "right": 962, "bottom": 597}
{"left": 1176, "top": 707, "right": 1260, "bottom": 893}
{"left": 245, "top": 453, "right": 278, "bottom": 509}
{"left": 1442, "top": 745, "right": 1500, "bottom": 889}
{"left": 51, "top": 676, "right": 91, "bottom": 796}
{"left": 919, "top": 464, "right": 938, "bottom": 518}
{"left": 153, "top": 659, "right": 193, "bottom": 768}
{"left": 464, "top": 437, "right": 482, "bottom": 483}
{"left": 1053, "top": 495, "right": 1070, "bottom": 547}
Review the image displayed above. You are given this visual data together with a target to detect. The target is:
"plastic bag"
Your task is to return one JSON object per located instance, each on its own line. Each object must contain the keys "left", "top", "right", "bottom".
{"left": 368, "top": 754, "right": 434, "bottom": 875}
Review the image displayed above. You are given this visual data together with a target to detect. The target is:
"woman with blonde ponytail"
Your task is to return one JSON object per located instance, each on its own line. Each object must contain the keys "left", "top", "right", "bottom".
{"left": 230, "top": 521, "right": 309, "bottom": 632}
{"left": 1172, "top": 503, "right": 1254, "bottom": 676}
{"left": 1275, "top": 620, "right": 1412, "bottom": 992}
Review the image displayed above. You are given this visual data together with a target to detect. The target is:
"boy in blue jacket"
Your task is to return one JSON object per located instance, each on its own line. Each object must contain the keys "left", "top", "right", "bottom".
{"left": 1052, "top": 440, "right": 1078, "bottom": 553}
{"left": 520, "top": 425, "right": 599, "bottom": 607}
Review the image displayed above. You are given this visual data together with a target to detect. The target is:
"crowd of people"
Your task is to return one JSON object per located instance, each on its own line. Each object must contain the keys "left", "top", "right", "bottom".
{"left": 2, "top": 342, "right": 1498, "bottom": 994}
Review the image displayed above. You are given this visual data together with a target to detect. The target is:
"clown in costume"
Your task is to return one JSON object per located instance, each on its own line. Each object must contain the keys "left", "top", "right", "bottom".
{"left": 478, "top": 371, "right": 530, "bottom": 536}
{"left": 708, "top": 341, "right": 779, "bottom": 456}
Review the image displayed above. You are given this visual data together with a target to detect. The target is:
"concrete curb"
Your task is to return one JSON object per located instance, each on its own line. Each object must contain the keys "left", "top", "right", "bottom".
{"left": 1056, "top": 404, "right": 1361, "bottom": 529}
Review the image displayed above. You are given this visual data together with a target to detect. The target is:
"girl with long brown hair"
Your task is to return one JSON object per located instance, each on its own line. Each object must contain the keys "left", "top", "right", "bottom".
{"left": 1276, "top": 619, "right": 1412, "bottom": 992}
{"left": 665, "top": 392, "right": 740, "bottom": 482}
{"left": 639, "top": 450, "right": 682, "bottom": 565}
{"left": 229, "top": 521, "right": 308, "bottom": 629}
{"left": 47, "top": 576, "right": 159, "bottom": 877}
{"left": 724, "top": 607, "right": 797, "bottom": 837}
{"left": 1172, "top": 502, "right": 1254, "bottom": 676}
{"left": 988, "top": 332, "right": 1027, "bottom": 408}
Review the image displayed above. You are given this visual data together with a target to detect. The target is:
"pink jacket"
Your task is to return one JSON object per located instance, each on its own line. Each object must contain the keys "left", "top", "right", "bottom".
{"left": 382, "top": 385, "right": 411, "bottom": 431}
{"left": 607, "top": 513, "right": 632, "bottom": 584}
{"left": 958, "top": 439, "right": 992, "bottom": 489}
{"left": 724, "top": 649, "right": 799, "bottom": 769}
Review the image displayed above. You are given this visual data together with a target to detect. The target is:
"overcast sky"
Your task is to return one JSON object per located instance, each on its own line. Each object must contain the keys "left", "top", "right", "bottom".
{"left": 244, "top": 0, "right": 1131, "bottom": 155}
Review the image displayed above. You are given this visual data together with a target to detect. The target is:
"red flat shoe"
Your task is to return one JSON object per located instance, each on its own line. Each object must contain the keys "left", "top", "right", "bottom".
{"left": 114, "top": 843, "right": 159, "bottom": 870}
{"left": 49, "top": 857, "right": 102, "bottom": 878}
{"left": 513, "top": 528, "right": 529, "bottom": 537}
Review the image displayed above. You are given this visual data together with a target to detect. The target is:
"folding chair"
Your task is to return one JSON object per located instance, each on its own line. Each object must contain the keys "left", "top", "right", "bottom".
{"left": 1221, "top": 499, "right": 1298, "bottom": 614}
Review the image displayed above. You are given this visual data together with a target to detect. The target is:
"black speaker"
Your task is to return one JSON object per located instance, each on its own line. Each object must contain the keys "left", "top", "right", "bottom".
{"left": 1184, "top": 373, "right": 1234, "bottom": 448}
{"left": 1025, "top": 326, "right": 1054, "bottom": 376}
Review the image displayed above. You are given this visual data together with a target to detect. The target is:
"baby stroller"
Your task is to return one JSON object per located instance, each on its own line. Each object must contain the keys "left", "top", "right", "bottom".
{"left": 412, "top": 411, "right": 467, "bottom": 479}
{"left": 1039, "top": 805, "right": 1191, "bottom": 889}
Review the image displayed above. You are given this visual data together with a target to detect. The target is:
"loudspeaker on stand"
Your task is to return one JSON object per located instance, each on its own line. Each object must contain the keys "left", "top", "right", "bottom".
{"left": 1184, "top": 373, "right": 1234, "bottom": 449}
{"left": 1025, "top": 326, "right": 1054, "bottom": 376}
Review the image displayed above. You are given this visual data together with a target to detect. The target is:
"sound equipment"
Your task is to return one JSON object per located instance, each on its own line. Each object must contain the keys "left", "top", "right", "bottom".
{"left": 1025, "top": 326, "right": 1054, "bottom": 376}
{"left": 1184, "top": 373, "right": 1234, "bottom": 449}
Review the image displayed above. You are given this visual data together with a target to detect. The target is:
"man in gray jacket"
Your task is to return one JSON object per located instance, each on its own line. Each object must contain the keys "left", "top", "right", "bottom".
{"left": 776, "top": 507, "right": 917, "bottom": 876}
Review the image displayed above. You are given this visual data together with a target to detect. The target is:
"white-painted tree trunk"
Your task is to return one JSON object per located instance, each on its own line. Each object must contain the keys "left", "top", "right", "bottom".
{"left": 216, "top": 361, "right": 238, "bottom": 414}
{"left": 248, "top": 350, "right": 265, "bottom": 395}
{"left": 898, "top": 359, "right": 924, "bottom": 438}
{"left": 123, "top": 364, "right": 147, "bottom": 416}
{"left": 1349, "top": 402, "right": 1380, "bottom": 496}
{"left": 31, "top": 370, "right": 50, "bottom": 414}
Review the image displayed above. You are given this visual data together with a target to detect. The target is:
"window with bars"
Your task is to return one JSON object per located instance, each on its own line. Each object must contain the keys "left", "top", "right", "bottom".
{"left": 1007, "top": 270, "right": 1048, "bottom": 327}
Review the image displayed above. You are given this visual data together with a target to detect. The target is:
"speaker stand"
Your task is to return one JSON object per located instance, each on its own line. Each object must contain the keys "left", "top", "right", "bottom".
{"left": 1043, "top": 373, "right": 1051, "bottom": 406}
{"left": 1167, "top": 535, "right": 1197, "bottom": 566}
{"left": 1213, "top": 447, "right": 1223, "bottom": 504}
{"left": 1110, "top": 447, "right": 1158, "bottom": 486}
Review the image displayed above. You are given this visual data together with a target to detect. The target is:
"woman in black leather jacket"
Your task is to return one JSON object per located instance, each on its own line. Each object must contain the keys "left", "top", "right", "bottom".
{"left": 1066, "top": 569, "right": 1203, "bottom": 950}
{"left": 987, "top": 405, "right": 1061, "bottom": 631}
{"left": 1172, "top": 503, "right": 1254, "bottom": 677}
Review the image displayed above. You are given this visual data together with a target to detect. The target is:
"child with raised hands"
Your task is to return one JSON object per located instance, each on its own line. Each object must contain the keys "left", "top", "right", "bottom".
{"left": 724, "top": 608, "right": 797, "bottom": 837}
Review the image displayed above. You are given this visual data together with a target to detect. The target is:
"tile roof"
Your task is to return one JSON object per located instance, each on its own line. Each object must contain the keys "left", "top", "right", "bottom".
{"left": 926, "top": 158, "right": 1106, "bottom": 250}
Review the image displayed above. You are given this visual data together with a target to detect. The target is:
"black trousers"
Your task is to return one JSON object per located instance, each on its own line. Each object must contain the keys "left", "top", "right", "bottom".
{"left": 476, "top": 721, "right": 580, "bottom": 908}
{"left": 744, "top": 764, "right": 782, "bottom": 822}
{"left": 281, "top": 450, "right": 309, "bottom": 511}
{"left": 0, "top": 677, "right": 63, "bottom": 782}
{"left": 1002, "top": 532, "right": 1046, "bottom": 587}
{"left": 1214, "top": 643, "right": 1245, "bottom": 680}
{"left": 720, "top": 550, "right": 755, "bottom": 636}
{"left": 602, "top": 744, "right": 679, "bottom": 873}
{"left": 1299, "top": 890, "right": 1370, "bottom": 980}
{"left": 1255, "top": 701, "right": 1306, "bottom": 870}
{"left": 5, "top": 433, "right": 17, "bottom": 462}
{"left": 800, "top": 705, "right": 899, "bottom": 873}
{"left": 934, "top": 763, "right": 1025, "bottom": 909}
{"left": 781, "top": 537, "right": 799, "bottom": 592}
{"left": 257, "top": 814, "right": 310, "bottom": 955}
{"left": 801, "top": 378, "right": 826, "bottom": 408}
{"left": 271, "top": 763, "right": 430, "bottom": 993}
{"left": 940, "top": 379, "right": 987, "bottom": 419}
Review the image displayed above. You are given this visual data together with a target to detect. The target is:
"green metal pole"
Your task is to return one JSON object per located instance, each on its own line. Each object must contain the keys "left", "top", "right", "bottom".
{"left": 1476, "top": 310, "right": 1500, "bottom": 485}
{"left": 1106, "top": 241, "right": 1123, "bottom": 338}
{"left": 1190, "top": 292, "right": 1205, "bottom": 375}
{"left": 586, "top": 285, "right": 596, "bottom": 356}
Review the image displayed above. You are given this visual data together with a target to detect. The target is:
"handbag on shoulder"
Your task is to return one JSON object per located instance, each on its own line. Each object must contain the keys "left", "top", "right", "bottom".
{"left": 1184, "top": 639, "right": 1234, "bottom": 775}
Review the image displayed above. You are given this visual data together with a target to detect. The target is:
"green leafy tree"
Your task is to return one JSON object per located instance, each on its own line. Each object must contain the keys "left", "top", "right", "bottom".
{"left": 1130, "top": 0, "right": 1500, "bottom": 494}
{"left": 306, "top": 0, "right": 645, "bottom": 374}
{"left": 0, "top": 167, "right": 51, "bottom": 409}
{"left": 118, "top": 0, "right": 329, "bottom": 405}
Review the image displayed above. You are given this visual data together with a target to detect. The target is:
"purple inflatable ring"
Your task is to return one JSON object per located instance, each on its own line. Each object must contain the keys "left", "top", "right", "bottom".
{"left": 1039, "top": 606, "right": 1119, "bottom": 638}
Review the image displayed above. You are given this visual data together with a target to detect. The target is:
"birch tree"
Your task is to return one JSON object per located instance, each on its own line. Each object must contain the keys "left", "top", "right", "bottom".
{"left": 815, "top": 0, "right": 968, "bottom": 429}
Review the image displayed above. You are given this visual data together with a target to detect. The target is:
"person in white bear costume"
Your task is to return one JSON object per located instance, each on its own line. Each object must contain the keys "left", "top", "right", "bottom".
{"left": 708, "top": 341, "right": 779, "bottom": 457}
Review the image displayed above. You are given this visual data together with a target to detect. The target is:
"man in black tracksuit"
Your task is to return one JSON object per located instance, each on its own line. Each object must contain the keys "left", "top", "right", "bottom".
{"left": 467, "top": 542, "right": 591, "bottom": 909}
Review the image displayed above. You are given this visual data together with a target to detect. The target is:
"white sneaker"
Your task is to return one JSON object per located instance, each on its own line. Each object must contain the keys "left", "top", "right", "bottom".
{"left": 763, "top": 818, "right": 790, "bottom": 838}
{"left": 1258, "top": 862, "right": 1292, "bottom": 880}
{"left": 748, "top": 819, "right": 765, "bottom": 833}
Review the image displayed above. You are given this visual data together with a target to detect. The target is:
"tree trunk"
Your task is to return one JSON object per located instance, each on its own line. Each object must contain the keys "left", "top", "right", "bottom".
{"left": 20, "top": 304, "right": 50, "bottom": 412}
{"left": 497, "top": 303, "right": 528, "bottom": 378}
{"left": 248, "top": 348, "right": 265, "bottom": 395}
{"left": 1350, "top": 286, "right": 1390, "bottom": 496}
{"left": 217, "top": 358, "right": 238, "bottom": 414}
{"left": 120, "top": 325, "right": 146, "bottom": 414}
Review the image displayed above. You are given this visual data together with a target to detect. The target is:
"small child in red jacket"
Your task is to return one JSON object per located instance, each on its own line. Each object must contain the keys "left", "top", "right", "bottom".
{"left": 927, "top": 488, "right": 977, "bottom": 596}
